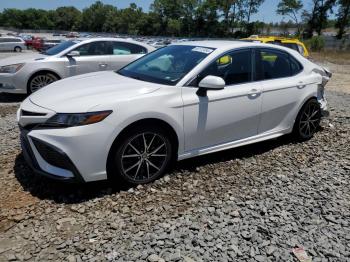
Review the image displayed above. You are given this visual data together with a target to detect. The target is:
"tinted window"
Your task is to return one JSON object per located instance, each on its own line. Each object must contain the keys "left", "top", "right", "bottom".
{"left": 119, "top": 45, "right": 213, "bottom": 85}
{"left": 194, "top": 49, "right": 252, "bottom": 86}
{"left": 256, "top": 49, "right": 302, "bottom": 80}
{"left": 0, "top": 38, "right": 19, "bottom": 43}
{"left": 45, "top": 40, "right": 78, "bottom": 56}
{"left": 74, "top": 41, "right": 111, "bottom": 56}
{"left": 111, "top": 42, "right": 147, "bottom": 55}
{"left": 290, "top": 56, "right": 303, "bottom": 75}
{"left": 281, "top": 43, "right": 299, "bottom": 52}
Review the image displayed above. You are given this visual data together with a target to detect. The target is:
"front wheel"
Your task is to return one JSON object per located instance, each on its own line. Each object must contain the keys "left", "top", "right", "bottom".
{"left": 293, "top": 99, "right": 321, "bottom": 140}
{"left": 28, "top": 73, "right": 58, "bottom": 94}
{"left": 111, "top": 126, "right": 173, "bottom": 185}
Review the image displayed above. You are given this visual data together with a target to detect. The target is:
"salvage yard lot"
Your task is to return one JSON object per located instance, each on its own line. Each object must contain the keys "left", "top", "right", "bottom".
{"left": 0, "top": 51, "right": 349, "bottom": 261}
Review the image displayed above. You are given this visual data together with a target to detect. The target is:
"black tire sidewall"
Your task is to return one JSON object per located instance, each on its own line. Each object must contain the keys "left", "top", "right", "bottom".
{"left": 113, "top": 125, "right": 173, "bottom": 185}
{"left": 14, "top": 46, "right": 22, "bottom": 52}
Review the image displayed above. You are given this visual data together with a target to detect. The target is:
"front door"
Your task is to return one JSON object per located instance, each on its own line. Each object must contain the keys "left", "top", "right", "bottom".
{"left": 182, "top": 49, "right": 262, "bottom": 152}
{"left": 66, "top": 41, "right": 111, "bottom": 76}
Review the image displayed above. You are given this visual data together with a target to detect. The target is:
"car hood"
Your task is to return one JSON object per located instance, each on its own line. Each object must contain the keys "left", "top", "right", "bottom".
{"left": 0, "top": 53, "right": 48, "bottom": 66}
{"left": 29, "top": 71, "right": 161, "bottom": 113}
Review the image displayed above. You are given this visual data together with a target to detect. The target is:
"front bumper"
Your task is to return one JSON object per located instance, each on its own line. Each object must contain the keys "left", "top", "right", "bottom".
{"left": 20, "top": 127, "right": 85, "bottom": 183}
{"left": 0, "top": 73, "right": 26, "bottom": 94}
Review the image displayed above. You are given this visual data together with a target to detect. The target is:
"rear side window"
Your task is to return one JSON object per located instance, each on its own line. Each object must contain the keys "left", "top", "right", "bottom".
{"left": 0, "top": 38, "right": 20, "bottom": 43}
{"left": 255, "top": 49, "right": 302, "bottom": 80}
{"left": 111, "top": 42, "right": 147, "bottom": 55}
{"left": 195, "top": 49, "right": 252, "bottom": 86}
{"left": 281, "top": 43, "right": 299, "bottom": 52}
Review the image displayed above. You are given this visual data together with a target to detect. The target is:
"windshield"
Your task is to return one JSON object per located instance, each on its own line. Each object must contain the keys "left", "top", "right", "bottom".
{"left": 118, "top": 45, "right": 214, "bottom": 85}
{"left": 43, "top": 40, "right": 79, "bottom": 56}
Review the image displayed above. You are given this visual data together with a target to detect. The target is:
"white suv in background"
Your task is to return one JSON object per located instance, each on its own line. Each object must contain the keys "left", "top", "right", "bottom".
{"left": 0, "top": 37, "right": 26, "bottom": 52}
{"left": 0, "top": 38, "right": 155, "bottom": 94}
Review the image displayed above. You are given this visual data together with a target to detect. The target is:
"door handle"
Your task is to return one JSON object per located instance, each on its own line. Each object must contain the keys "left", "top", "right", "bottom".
{"left": 99, "top": 63, "right": 108, "bottom": 68}
{"left": 248, "top": 89, "right": 261, "bottom": 96}
{"left": 297, "top": 81, "right": 306, "bottom": 89}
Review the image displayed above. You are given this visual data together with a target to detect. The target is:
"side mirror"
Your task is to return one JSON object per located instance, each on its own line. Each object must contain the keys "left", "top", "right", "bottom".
{"left": 198, "top": 75, "right": 225, "bottom": 90}
{"left": 66, "top": 50, "right": 80, "bottom": 57}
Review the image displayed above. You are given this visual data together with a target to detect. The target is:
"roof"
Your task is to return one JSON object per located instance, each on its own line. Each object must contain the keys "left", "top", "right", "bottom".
{"left": 173, "top": 40, "right": 257, "bottom": 49}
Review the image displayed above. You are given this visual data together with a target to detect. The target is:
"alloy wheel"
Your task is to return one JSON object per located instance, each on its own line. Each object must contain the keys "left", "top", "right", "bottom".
{"left": 120, "top": 132, "right": 168, "bottom": 183}
{"left": 298, "top": 102, "right": 320, "bottom": 138}
{"left": 29, "top": 74, "right": 57, "bottom": 93}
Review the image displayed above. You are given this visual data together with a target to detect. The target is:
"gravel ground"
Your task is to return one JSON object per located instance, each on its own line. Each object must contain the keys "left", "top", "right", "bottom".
{"left": 0, "top": 53, "right": 349, "bottom": 262}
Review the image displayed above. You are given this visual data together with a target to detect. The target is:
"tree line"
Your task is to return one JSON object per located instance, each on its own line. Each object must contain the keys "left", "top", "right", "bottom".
{"left": 0, "top": 0, "right": 349, "bottom": 39}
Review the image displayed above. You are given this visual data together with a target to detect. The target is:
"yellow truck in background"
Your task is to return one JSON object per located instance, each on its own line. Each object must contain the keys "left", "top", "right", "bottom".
{"left": 241, "top": 35, "right": 309, "bottom": 58}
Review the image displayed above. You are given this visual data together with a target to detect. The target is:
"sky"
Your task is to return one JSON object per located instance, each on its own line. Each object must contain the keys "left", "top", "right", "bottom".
{"left": 0, "top": 0, "right": 333, "bottom": 23}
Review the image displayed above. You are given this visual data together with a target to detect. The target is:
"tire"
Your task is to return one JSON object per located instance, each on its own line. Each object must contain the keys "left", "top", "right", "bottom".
{"left": 293, "top": 98, "right": 321, "bottom": 140}
{"left": 111, "top": 125, "right": 173, "bottom": 185}
{"left": 14, "top": 46, "right": 22, "bottom": 52}
{"left": 27, "top": 72, "right": 59, "bottom": 94}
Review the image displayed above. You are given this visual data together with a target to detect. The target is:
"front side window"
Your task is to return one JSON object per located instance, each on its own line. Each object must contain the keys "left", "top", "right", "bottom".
{"left": 111, "top": 42, "right": 147, "bottom": 55}
{"left": 44, "top": 40, "right": 79, "bottom": 56}
{"left": 192, "top": 49, "right": 252, "bottom": 86}
{"left": 74, "top": 41, "right": 111, "bottom": 56}
{"left": 256, "top": 49, "right": 302, "bottom": 80}
{"left": 118, "top": 45, "right": 214, "bottom": 85}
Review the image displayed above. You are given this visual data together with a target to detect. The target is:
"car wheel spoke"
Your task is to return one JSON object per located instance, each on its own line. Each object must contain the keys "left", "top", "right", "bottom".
{"left": 128, "top": 142, "right": 141, "bottom": 155}
{"left": 147, "top": 134, "right": 156, "bottom": 151}
{"left": 133, "top": 161, "right": 142, "bottom": 179}
{"left": 150, "top": 143, "right": 165, "bottom": 155}
{"left": 122, "top": 154, "right": 139, "bottom": 158}
{"left": 125, "top": 160, "right": 141, "bottom": 174}
{"left": 146, "top": 159, "right": 160, "bottom": 171}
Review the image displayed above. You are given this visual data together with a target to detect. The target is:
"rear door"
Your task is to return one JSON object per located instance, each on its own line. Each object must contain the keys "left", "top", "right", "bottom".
{"left": 66, "top": 41, "right": 112, "bottom": 76}
{"left": 256, "top": 48, "right": 319, "bottom": 133}
{"left": 108, "top": 41, "right": 147, "bottom": 71}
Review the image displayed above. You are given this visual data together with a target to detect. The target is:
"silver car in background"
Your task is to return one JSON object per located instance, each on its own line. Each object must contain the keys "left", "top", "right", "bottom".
{"left": 0, "top": 37, "right": 26, "bottom": 52}
{"left": 0, "top": 38, "right": 155, "bottom": 94}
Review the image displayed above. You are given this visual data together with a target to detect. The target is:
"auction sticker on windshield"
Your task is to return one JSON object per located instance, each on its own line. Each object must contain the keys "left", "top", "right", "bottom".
{"left": 192, "top": 47, "right": 214, "bottom": 54}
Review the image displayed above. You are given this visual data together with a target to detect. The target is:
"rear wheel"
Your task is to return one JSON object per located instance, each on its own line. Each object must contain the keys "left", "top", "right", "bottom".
{"left": 28, "top": 73, "right": 59, "bottom": 94}
{"left": 14, "top": 46, "right": 22, "bottom": 52}
{"left": 111, "top": 125, "right": 173, "bottom": 185}
{"left": 293, "top": 99, "right": 321, "bottom": 140}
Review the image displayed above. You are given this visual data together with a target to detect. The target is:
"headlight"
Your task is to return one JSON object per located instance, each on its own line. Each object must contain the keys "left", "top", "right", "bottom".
{"left": 0, "top": 63, "right": 25, "bottom": 74}
{"left": 41, "top": 111, "right": 112, "bottom": 128}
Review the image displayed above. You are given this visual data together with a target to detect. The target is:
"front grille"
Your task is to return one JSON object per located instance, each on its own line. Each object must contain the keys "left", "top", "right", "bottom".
{"left": 21, "top": 110, "right": 47, "bottom": 116}
{"left": 31, "top": 138, "right": 72, "bottom": 170}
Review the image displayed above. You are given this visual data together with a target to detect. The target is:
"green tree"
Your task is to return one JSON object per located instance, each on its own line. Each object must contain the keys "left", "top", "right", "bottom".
{"left": 277, "top": 0, "right": 303, "bottom": 35}
{"left": 81, "top": 1, "right": 116, "bottom": 32}
{"left": 244, "top": 0, "right": 265, "bottom": 24}
{"left": 1, "top": 9, "right": 24, "bottom": 28}
{"left": 54, "top": 7, "right": 82, "bottom": 31}
{"left": 335, "top": 0, "right": 350, "bottom": 39}
{"left": 303, "top": 0, "right": 337, "bottom": 38}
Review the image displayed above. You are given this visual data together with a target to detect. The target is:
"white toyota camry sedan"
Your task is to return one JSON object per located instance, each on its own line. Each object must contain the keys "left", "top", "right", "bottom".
{"left": 0, "top": 38, "right": 154, "bottom": 94}
{"left": 17, "top": 41, "right": 331, "bottom": 184}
